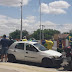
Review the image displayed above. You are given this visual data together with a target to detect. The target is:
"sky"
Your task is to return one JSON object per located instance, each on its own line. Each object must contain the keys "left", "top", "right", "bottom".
{"left": 0, "top": 0, "right": 72, "bottom": 36}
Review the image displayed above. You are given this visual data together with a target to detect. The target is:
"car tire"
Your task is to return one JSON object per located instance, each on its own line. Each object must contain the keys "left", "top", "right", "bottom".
{"left": 8, "top": 54, "right": 16, "bottom": 62}
{"left": 42, "top": 58, "right": 53, "bottom": 67}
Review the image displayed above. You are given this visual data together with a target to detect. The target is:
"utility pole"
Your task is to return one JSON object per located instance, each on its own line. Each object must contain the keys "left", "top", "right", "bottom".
{"left": 42, "top": 25, "right": 45, "bottom": 40}
{"left": 39, "top": 0, "right": 41, "bottom": 43}
{"left": 20, "top": 0, "right": 23, "bottom": 40}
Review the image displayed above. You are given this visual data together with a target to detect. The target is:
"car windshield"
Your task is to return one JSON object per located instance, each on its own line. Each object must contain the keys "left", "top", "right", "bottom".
{"left": 34, "top": 43, "right": 48, "bottom": 51}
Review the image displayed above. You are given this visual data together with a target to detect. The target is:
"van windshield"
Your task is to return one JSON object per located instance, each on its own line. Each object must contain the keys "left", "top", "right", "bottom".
{"left": 34, "top": 43, "right": 48, "bottom": 51}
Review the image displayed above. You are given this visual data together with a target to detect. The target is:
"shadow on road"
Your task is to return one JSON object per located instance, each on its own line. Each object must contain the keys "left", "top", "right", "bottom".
{"left": 9, "top": 60, "right": 60, "bottom": 69}
{"left": 13, "top": 60, "right": 72, "bottom": 71}
{"left": 57, "top": 63, "right": 72, "bottom": 71}
{"left": 57, "top": 66, "right": 72, "bottom": 71}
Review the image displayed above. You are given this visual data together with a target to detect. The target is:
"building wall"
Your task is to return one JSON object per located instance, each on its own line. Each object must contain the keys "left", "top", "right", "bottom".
{"left": 66, "top": 39, "right": 69, "bottom": 46}
{"left": 52, "top": 41, "right": 57, "bottom": 50}
{"left": 53, "top": 39, "right": 69, "bottom": 50}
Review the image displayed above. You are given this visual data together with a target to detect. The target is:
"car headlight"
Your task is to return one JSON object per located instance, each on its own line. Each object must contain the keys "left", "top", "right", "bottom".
{"left": 48, "top": 56, "right": 54, "bottom": 59}
{"left": 54, "top": 56, "right": 62, "bottom": 59}
{"left": 54, "top": 56, "right": 59, "bottom": 59}
{"left": 49, "top": 56, "right": 62, "bottom": 59}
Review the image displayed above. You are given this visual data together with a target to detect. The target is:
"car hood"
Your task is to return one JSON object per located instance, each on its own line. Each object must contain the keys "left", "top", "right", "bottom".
{"left": 42, "top": 50, "right": 62, "bottom": 57}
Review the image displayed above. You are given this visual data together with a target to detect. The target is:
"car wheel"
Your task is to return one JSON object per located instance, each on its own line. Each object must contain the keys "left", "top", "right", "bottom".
{"left": 8, "top": 54, "right": 16, "bottom": 62}
{"left": 42, "top": 58, "right": 53, "bottom": 67}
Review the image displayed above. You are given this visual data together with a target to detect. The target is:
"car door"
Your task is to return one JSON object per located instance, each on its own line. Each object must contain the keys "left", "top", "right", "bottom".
{"left": 24, "top": 43, "right": 40, "bottom": 63}
{"left": 14, "top": 43, "right": 25, "bottom": 61}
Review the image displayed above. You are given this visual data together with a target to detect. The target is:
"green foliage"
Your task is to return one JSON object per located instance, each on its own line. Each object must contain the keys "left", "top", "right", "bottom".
{"left": 9, "top": 30, "right": 29, "bottom": 39}
{"left": 44, "top": 29, "right": 60, "bottom": 39}
{"left": 32, "top": 29, "right": 60, "bottom": 40}
{"left": 32, "top": 29, "right": 40, "bottom": 40}
{"left": 22, "top": 30, "right": 29, "bottom": 37}
{"left": 63, "top": 32, "right": 69, "bottom": 34}
{"left": 9, "top": 29, "right": 60, "bottom": 40}
{"left": 9, "top": 30, "right": 20, "bottom": 39}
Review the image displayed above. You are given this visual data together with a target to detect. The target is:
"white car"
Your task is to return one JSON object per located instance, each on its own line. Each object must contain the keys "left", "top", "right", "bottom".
{"left": 8, "top": 41, "right": 63, "bottom": 67}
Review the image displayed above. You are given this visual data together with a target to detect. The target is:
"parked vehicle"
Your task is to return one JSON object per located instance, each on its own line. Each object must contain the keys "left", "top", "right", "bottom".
{"left": 8, "top": 41, "right": 63, "bottom": 67}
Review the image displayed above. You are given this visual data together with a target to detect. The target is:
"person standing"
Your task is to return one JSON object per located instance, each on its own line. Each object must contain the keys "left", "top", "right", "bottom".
{"left": 1, "top": 35, "right": 9, "bottom": 62}
{"left": 57, "top": 38, "right": 63, "bottom": 53}
{"left": 8, "top": 37, "right": 14, "bottom": 46}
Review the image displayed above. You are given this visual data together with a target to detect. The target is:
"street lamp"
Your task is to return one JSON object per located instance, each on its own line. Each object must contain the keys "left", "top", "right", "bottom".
{"left": 42, "top": 25, "right": 45, "bottom": 40}
{"left": 20, "top": 0, "right": 23, "bottom": 40}
{"left": 39, "top": 0, "right": 41, "bottom": 43}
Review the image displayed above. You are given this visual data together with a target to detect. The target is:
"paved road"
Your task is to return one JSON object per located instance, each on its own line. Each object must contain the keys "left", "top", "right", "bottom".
{"left": 0, "top": 60, "right": 71, "bottom": 72}
{"left": 0, "top": 51, "right": 71, "bottom": 72}
{"left": 0, "top": 62, "right": 65, "bottom": 72}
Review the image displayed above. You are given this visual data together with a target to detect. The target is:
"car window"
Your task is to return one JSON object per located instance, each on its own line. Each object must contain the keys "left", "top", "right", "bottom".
{"left": 34, "top": 43, "right": 48, "bottom": 51}
{"left": 26, "top": 43, "right": 38, "bottom": 52}
{"left": 15, "top": 43, "right": 24, "bottom": 50}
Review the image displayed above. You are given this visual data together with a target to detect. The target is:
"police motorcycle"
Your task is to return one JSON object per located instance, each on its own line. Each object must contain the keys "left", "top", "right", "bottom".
{"left": 64, "top": 39, "right": 72, "bottom": 69}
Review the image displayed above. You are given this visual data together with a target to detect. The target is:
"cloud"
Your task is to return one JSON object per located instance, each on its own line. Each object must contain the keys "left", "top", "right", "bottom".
{"left": 35, "top": 21, "right": 72, "bottom": 33}
{"left": 24, "top": 16, "right": 36, "bottom": 24}
{"left": 49, "top": 1, "right": 70, "bottom": 9}
{"left": 0, "top": 0, "right": 29, "bottom": 7}
{"left": 59, "top": 24, "right": 72, "bottom": 33}
{"left": 0, "top": 15, "right": 36, "bottom": 36}
{"left": 41, "top": 1, "right": 70, "bottom": 14}
{"left": 0, "top": 15, "right": 72, "bottom": 36}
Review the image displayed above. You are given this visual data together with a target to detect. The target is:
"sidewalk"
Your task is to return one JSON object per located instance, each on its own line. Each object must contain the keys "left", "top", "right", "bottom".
{"left": 0, "top": 62, "right": 19, "bottom": 72}
{"left": 0, "top": 62, "right": 71, "bottom": 72}
{"left": 0, "top": 62, "right": 57, "bottom": 72}
{"left": 0, "top": 68, "right": 18, "bottom": 72}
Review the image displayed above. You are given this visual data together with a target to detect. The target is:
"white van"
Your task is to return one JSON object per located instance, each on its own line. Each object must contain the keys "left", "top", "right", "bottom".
{"left": 8, "top": 41, "right": 63, "bottom": 67}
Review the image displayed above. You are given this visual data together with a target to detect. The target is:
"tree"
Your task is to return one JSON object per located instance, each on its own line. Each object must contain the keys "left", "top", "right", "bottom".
{"left": 63, "top": 32, "right": 69, "bottom": 34}
{"left": 31, "top": 29, "right": 40, "bottom": 40}
{"left": 22, "top": 30, "right": 29, "bottom": 38}
{"left": 9, "top": 29, "right": 60, "bottom": 40}
{"left": 9, "top": 30, "right": 29, "bottom": 39}
{"left": 32, "top": 29, "right": 60, "bottom": 40}
{"left": 44, "top": 29, "right": 60, "bottom": 40}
